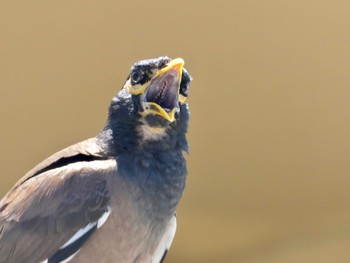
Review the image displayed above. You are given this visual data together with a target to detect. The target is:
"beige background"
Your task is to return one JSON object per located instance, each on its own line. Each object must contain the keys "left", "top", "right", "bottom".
{"left": 1, "top": 1, "right": 350, "bottom": 262}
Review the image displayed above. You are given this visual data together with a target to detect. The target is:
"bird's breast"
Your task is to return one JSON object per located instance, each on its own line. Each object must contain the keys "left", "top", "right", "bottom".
{"left": 72, "top": 150, "right": 186, "bottom": 262}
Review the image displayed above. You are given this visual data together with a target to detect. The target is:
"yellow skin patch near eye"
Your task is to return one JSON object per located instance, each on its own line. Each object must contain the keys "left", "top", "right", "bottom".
{"left": 179, "top": 94, "right": 186, "bottom": 104}
{"left": 125, "top": 79, "right": 148, "bottom": 95}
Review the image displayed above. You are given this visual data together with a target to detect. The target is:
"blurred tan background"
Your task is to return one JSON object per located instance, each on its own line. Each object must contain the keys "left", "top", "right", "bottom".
{"left": 1, "top": 1, "right": 350, "bottom": 262}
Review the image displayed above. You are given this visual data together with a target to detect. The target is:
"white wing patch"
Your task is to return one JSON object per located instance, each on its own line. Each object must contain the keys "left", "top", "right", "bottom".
{"left": 97, "top": 207, "right": 111, "bottom": 228}
{"left": 152, "top": 215, "right": 177, "bottom": 263}
{"left": 43, "top": 207, "right": 111, "bottom": 263}
{"left": 60, "top": 223, "right": 96, "bottom": 249}
{"left": 61, "top": 207, "right": 111, "bottom": 249}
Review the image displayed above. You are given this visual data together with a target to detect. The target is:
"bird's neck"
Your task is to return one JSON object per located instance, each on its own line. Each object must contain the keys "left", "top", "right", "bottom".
{"left": 117, "top": 149, "right": 187, "bottom": 219}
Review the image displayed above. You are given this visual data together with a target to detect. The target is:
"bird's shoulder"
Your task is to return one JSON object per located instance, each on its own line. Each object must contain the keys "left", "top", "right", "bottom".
{"left": 0, "top": 138, "right": 116, "bottom": 263}
{"left": 22, "top": 137, "right": 110, "bottom": 184}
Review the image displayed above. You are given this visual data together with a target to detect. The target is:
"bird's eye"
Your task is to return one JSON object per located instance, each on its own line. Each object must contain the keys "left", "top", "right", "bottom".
{"left": 131, "top": 70, "right": 143, "bottom": 84}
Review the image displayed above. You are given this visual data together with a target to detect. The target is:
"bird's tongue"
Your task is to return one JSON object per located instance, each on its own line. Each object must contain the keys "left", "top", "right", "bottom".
{"left": 145, "top": 69, "right": 180, "bottom": 112}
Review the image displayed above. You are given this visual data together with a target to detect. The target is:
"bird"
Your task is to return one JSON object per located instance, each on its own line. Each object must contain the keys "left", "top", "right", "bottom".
{"left": 0, "top": 56, "right": 192, "bottom": 263}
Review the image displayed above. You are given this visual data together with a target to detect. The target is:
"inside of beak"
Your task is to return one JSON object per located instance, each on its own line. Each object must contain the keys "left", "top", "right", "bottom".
{"left": 142, "top": 58, "right": 184, "bottom": 122}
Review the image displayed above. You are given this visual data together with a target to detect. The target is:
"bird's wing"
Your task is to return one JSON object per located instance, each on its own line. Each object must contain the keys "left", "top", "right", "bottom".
{"left": 0, "top": 138, "right": 116, "bottom": 263}
{"left": 152, "top": 214, "right": 177, "bottom": 263}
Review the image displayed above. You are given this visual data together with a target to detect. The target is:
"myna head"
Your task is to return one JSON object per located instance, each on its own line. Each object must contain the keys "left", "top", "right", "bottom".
{"left": 125, "top": 57, "right": 190, "bottom": 123}
{"left": 103, "top": 57, "right": 192, "bottom": 153}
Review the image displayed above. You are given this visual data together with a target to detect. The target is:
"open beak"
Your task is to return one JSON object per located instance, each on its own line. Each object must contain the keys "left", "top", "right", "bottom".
{"left": 142, "top": 58, "right": 184, "bottom": 122}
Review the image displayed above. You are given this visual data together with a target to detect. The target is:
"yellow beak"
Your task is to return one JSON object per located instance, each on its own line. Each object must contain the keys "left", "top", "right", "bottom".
{"left": 154, "top": 58, "right": 184, "bottom": 79}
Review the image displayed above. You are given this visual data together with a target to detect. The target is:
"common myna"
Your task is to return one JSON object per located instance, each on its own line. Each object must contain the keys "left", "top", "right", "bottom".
{"left": 0, "top": 57, "right": 192, "bottom": 263}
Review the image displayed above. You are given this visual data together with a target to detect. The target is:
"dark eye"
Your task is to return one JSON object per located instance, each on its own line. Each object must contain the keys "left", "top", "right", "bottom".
{"left": 131, "top": 70, "right": 143, "bottom": 84}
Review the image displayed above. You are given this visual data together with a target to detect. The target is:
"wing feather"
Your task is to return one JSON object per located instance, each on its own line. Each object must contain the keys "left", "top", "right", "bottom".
{"left": 152, "top": 214, "right": 177, "bottom": 263}
{"left": 0, "top": 139, "right": 116, "bottom": 263}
